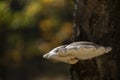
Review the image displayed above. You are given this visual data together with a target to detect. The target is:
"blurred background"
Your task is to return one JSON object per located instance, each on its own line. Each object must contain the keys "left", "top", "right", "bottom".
{"left": 0, "top": 0, "right": 73, "bottom": 80}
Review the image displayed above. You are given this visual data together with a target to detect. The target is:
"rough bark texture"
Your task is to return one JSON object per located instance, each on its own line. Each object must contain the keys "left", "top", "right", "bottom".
{"left": 72, "top": 0, "right": 120, "bottom": 80}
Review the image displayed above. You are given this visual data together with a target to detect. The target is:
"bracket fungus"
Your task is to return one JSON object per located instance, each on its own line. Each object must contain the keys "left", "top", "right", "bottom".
{"left": 43, "top": 41, "right": 112, "bottom": 64}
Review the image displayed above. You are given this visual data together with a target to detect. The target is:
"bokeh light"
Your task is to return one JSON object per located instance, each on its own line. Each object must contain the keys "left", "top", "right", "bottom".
{"left": 0, "top": 0, "right": 73, "bottom": 80}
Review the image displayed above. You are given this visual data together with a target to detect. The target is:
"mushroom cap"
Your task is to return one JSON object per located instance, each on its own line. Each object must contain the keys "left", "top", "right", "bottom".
{"left": 43, "top": 41, "right": 112, "bottom": 64}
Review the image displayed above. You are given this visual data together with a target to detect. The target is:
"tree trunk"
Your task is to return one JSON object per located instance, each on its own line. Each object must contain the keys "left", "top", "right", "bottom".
{"left": 71, "top": 0, "right": 120, "bottom": 80}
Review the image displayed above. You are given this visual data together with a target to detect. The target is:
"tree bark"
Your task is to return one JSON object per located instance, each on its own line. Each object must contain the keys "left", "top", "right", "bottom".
{"left": 72, "top": 0, "right": 120, "bottom": 80}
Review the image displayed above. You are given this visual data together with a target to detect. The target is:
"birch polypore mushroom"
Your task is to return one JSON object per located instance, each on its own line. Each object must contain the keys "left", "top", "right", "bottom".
{"left": 43, "top": 41, "right": 112, "bottom": 64}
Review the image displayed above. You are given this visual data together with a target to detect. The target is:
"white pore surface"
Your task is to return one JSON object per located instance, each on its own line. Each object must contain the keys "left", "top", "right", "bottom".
{"left": 43, "top": 41, "right": 112, "bottom": 64}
